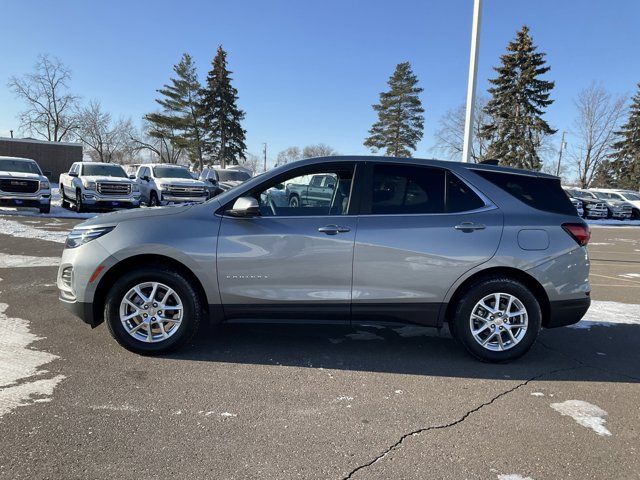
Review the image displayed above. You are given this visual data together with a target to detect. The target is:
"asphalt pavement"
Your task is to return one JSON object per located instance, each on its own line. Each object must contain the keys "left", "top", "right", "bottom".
{"left": 0, "top": 215, "right": 638, "bottom": 480}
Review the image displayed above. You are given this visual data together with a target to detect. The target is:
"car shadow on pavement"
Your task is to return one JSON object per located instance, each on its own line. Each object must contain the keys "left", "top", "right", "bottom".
{"left": 168, "top": 322, "right": 640, "bottom": 383}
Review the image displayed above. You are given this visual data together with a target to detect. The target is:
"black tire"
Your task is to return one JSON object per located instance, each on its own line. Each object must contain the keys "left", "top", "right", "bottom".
{"left": 450, "top": 276, "right": 542, "bottom": 362}
{"left": 61, "top": 190, "right": 70, "bottom": 209}
{"left": 104, "top": 266, "right": 202, "bottom": 355}
{"left": 149, "top": 191, "right": 159, "bottom": 207}
{"left": 75, "top": 190, "right": 84, "bottom": 213}
{"left": 632, "top": 208, "right": 640, "bottom": 220}
{"left": 289, "top": 194, "right": 300, "bottom": 207}
{"left": 39, "top": 203, "right": 51, "bottom": 214}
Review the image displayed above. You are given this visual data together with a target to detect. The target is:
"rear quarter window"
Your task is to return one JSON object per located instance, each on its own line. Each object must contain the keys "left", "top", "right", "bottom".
{"left": 473, "top": 170, "right": 576, "bottom": 215}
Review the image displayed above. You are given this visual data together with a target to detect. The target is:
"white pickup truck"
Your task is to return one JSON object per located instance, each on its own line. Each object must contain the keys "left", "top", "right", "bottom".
{"left": 0, "top": 156, "right": 52, "bottom": 214}
{"left": 59, "top": 162, "right": 141, "bottom": 212}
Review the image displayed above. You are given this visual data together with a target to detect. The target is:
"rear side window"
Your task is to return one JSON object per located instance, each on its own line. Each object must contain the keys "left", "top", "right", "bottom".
{"left": 446, "top": 173, "right": 485, "bottom": 212}
{"left": 371, "top": 164, "right": 445, "bottom": 214}
{"left": 473, "top": 170, "right": 576, "bottom": 215}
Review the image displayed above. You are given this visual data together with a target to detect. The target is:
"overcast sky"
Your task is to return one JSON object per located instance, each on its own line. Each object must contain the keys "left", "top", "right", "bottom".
{"left": 1, "top": 0, "right": 639, "bottom": 167}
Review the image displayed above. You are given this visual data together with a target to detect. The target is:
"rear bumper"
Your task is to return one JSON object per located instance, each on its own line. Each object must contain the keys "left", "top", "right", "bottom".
{"left": 546, "top": 297, "right": 591, "bottom": 328}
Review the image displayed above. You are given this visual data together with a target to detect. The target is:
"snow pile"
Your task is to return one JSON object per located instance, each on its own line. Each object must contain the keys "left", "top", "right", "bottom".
{"left": 0, "top": 253, "right": 60, "bottom": 268}
{"left": 570, "top": 300, "right": 640, "bottom": 330}
{"left": 0, "top": 302, "right": 65, "bottom": 417}
{"left": 0, "top": 218, "right": 68, "bottom": 243}
{"left": 550, "top": 400, "right": 611, "bottom": 436}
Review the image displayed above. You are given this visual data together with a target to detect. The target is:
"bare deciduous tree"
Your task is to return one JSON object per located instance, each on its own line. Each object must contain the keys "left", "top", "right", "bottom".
{"left": 571, "top": 83, "right": 626, "bottom": 188}
{"left": 432, "top": 96, "right": 491, "bottom": 162}
{"left": 8, "top": 55, "right": 79, "bottom": 141}
{"left": 130, "top": 120, "right": 185, "bottom": 164}
{"left": 276, "top": 146, "right": 302, "bottom": 166}
{"left": 238, "top": 153, "right": 261, "bottom": 175}
{"left": 75, "top": 101, "right": 137, "bottom": 163}
{"left": 302, "top": 144, "right": 338, "bottom": 158}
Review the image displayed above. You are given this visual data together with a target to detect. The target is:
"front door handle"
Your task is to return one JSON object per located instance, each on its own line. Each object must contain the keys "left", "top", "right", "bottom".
{"left": 318, "top": 225, "right": 351, "bottom": 235}
{"left": 454, "top": 222, "right": 486, "bottom": 232}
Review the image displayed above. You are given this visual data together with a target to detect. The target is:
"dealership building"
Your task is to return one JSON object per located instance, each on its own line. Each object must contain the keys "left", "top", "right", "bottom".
{"left": 0, "top": 137, "right": 82, "bottom": 179}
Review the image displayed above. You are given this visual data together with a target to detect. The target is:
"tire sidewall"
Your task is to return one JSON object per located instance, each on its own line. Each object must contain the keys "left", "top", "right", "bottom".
{"left": 105, "top": 267, "right": 201, "bottom": 354}
{"left": 453, "top": 278, "right": 541, "bottom": 362}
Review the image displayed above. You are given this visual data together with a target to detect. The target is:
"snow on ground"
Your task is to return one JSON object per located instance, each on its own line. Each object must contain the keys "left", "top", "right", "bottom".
{"left": 587, "top": 219, "right": 640, "bottom": 227}
{"left": 0, "top": 184, "right": 96, "bottom": 220}
{"left": 570, "top": 300, "right": 640, "bottom": 330}
{"left": 0, "top": 301, "right": 65, "bottom": 417}
{"left": 0, "top": 218, "right": 67, "bottom": 243}
{"left": 550, "top": 400, "right": 611, "bottom": 436}
{"left": 0, "top": 253, "right": 60, "bottom": 268}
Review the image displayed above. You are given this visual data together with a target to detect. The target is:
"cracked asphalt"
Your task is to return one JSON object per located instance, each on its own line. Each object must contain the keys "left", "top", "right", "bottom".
{"left": 0, "top": 215, "right": 639, "bottom": 480}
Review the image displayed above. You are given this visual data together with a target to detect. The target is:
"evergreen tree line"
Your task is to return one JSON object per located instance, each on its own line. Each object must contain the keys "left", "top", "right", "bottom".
{"left": 146, "top": 46, "right": 246, "bottom": 170}
{"left": 364, "top": 26, "right": 639, "bottom": 190}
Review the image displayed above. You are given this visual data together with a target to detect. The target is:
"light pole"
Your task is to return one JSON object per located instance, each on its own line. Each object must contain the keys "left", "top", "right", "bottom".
{"left": 263, "top": 143, "right": 267, "bottom": 172}
{"left": 556, "top": 131, "right": 567, "bottom": 177}
{"left": 462, "top": 0, "right": 483, "bottom": 163}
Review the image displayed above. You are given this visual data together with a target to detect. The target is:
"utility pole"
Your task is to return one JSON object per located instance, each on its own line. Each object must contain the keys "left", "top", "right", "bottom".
{"left": 556, "top": 131, "right": 567, "bottom": 177}
{"left": 462, "top": 0, "right": 483, "bottom": 163}
{"left": 262, "top": 143, "right": 267, "bottom": 172}
{"left": 9, "top": 130, "right": 14, "bottom": 139}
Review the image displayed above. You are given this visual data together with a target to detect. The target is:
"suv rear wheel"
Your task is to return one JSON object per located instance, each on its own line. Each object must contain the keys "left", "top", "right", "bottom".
{"left": 104, "top": 266, "right": 202, "bottom": 355}
{"left": 450, "top": 277, "right": 541, "bottom": 362}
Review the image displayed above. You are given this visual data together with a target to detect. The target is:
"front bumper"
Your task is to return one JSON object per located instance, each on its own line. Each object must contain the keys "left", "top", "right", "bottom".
{"left": 59, "top": 295, "right": 96, "bottom": 326}
{"left": 547, "top": 297, "right": 591, "bottom": 328}
{"left": 82, "top": 192, "right": 140, "bottom": 209}
{"left": 0, "top": 192, "right": 51, "bottom": 208}
{"left": 160, "top": 193, "right": 208, "bottom": 204}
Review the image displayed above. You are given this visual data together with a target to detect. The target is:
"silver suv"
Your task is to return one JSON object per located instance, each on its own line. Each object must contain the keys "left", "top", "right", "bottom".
{"left": 58, "top": 157, "right": 591, "bottom": 362}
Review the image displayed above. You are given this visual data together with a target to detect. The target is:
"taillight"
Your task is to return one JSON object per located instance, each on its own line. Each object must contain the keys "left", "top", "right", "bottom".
{"left": 562, "top": 223, "right": 591, "bottom": 246}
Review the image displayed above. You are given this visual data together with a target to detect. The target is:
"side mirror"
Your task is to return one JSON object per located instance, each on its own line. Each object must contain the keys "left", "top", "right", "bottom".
{"left": 274, "top": 183, "right": 285, "bottom": 190}
{"left": 141, "top": 175, "right": 150, "bottom": 181}
{"left": 69, "top": 171, "right": 78, "bottom": 177}
{"left": 327, "top": 183, "right": 335, "bottom": 190}
{"left": 228, "top": 196, "right": 260, "bottom": 217}
{"left": 129, "top": 174, "right": 136, "bottom": 180}
{"left": 43, "top": 170, "right": 52, "bottom": 177}
{"left": 209, "top": 178, "right": 217, "bottom": 184}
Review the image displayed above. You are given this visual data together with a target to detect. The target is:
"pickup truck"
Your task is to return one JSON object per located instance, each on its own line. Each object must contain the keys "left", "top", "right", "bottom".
{"left": 59, "top": 162, "right": 141, "bottom": 212}
{"left": 135, "top": 163, "right": 208, "bottom": 206}
{"left": 199, "top": 166, "right": 252, "bottom": 198}
{"left": 285, "top": 173, "right": 337, "bottom": 207}
{"left": 0, "top": 156, "right": 51, "bottom": 213}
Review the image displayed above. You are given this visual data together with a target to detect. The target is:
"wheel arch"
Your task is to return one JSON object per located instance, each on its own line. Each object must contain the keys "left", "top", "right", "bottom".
{"left": 92, "top": 254, "right": 210, "bottom": 327}
{"left": 443, "top": 266, "right": 551, "bottom": 327}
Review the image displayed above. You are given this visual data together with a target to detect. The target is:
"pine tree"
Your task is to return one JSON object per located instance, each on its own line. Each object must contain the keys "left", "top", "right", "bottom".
{"left": 145, "top": 53, "right": 206, "bottom": 168}
{"left": 479, "top": 26, "right": 556, "bottom": 170}
{"left": 603, "top": 83, "right": 640, "bottom": 190}
{"left": 201, "top": 46, "right": 247, "bottom": 168}
{"left": 364, "top": 62, "right": 424, "bottom": 157}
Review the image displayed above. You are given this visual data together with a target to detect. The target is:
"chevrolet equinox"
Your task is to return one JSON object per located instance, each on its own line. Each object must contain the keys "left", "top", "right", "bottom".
{"left": 58, "top": 156, "right": 591, "bottom": 362}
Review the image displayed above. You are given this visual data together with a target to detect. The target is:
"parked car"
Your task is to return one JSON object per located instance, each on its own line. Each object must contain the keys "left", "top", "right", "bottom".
{"left": 568, "top": 196, "right": 584, "bottom": 218}
{"left": 59, "top": 162, "right": 141, "bottom": 212}
{"left": 199, "top": 166, "right": 252, "bottom": 198}
{"left": 58, "top": 156, "right": 591, "bottom": 362}
{"left": 0, "top": 156, "right": 51, "bottom": 214}
{"left": 563, "top": 187, "right": 609, "bottom": 219}
{"left": 590, "top": 188, "right": 640, "bottom": 219}
{"left": 579, "top": 188, "right": 632, "bottom": 219}
{"left": 135, "top": 164, "right": 208, "bottom": 206}
{"left": 285, "top": 173, "right": 338, "bottom": 208}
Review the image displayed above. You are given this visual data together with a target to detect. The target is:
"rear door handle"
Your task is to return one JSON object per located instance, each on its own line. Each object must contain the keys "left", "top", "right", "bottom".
{"left": 454, "top": 222, "right": 486, "bottom": 232}
{"left": 318, "top": 225, "right": 351, "bottom": 235}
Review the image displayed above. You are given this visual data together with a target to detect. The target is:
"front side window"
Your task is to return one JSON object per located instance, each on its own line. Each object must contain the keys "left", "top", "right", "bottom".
{"left": 248, "top": 166, "right": 353, "bottom": 217}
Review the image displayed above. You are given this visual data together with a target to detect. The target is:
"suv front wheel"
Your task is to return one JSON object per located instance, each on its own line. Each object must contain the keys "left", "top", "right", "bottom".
{"left": 104, "top": 266, "right": 202, "bottom": 355}
{"left": 450, "top": 277, "right": 541, "bottom": 362}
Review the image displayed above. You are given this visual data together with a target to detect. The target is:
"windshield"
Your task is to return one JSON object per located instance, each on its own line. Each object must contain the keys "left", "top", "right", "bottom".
{"left": 576, "top": 190, "right": 597, "bottom": 199}
{"left": 0, "top": 159, "right": 41, "bottom": 175}
{"left": 594, "top": 191, "right": 621, "bottom": 200}
{"left": 217, "top": 170, "right": 251, "bottom": 182}
{"left": 622, "top": 192, "right": 640, "bottom": 201}
{"left": 82, "top": 163, "right": 128, "bottom": 178}
{"left": 153, "top": 167, "right": 194, "bottom": 179}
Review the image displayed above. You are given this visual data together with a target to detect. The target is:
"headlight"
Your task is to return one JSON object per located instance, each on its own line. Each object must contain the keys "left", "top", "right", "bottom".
{"left": 82, "top": 179, "right": 96, "bottom": 190}
{"left": 157, "top": 183, "right": 168, "bottom": 190}
{"left": 66, "top": 226, "right": 115, "bottom": 249}
{"left": 131, "top": 183, "right": 139, "bottom": 192}
{"left": 40, "top": 180, "right": 50, "bottom": 190}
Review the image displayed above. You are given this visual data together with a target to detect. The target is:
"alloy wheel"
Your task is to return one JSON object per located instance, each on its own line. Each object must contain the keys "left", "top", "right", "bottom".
{"left": 469, "top": 292, "right": 528, "bottom": 352}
